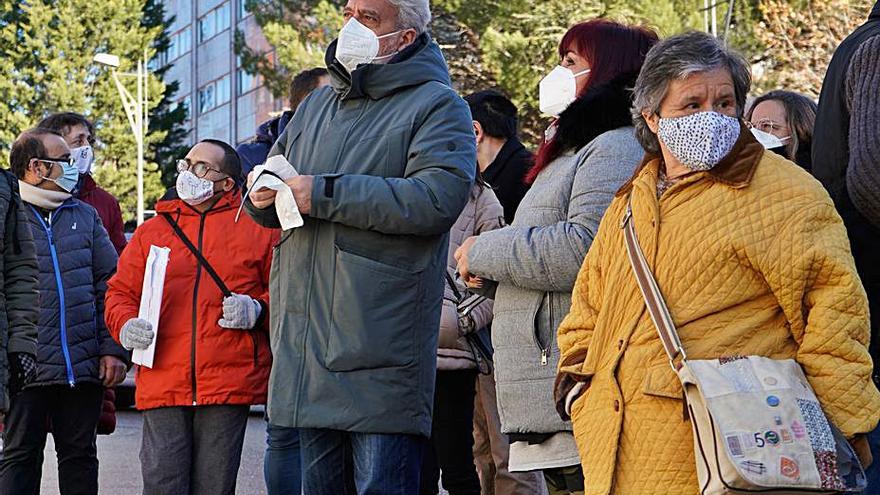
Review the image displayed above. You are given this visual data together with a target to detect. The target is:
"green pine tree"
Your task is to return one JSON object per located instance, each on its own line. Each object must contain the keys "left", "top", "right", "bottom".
{"left": 0, "top": 0, "right": 179, "bottom": 224}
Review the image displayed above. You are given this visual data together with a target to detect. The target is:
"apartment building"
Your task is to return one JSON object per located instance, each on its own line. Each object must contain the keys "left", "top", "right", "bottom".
{"left": 153, "top": 0, "right": 283, "bottom": 146}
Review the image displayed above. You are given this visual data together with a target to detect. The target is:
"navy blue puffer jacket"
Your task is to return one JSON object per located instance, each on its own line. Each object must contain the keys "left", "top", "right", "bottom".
{"left": 24, "top": 198, "right": 127, "bottom": 387}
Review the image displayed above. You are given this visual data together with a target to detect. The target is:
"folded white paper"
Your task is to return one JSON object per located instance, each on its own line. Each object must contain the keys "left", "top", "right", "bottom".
{"left": 132, "top": 245, "right": 171, "bottom": 369}
{"left": 237, "top": 154, "right": 304, "bottom": 231}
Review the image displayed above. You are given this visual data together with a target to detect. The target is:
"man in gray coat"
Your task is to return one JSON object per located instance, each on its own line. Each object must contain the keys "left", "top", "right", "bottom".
{"left": 245, "top": 0, "right": 475, "bottom": 492}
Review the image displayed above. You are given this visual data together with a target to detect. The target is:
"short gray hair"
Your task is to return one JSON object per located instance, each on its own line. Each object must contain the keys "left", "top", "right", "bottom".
{"left": 632, "top": 31, "right": 751, "bottom": 155}
{"left": 387, "top": 0, "right": 431, "bottom": 34}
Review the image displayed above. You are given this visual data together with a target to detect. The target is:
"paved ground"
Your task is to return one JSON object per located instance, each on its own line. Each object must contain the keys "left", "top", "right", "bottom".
{"left": 40, "top": 409, "right": 269, "bottom": 494}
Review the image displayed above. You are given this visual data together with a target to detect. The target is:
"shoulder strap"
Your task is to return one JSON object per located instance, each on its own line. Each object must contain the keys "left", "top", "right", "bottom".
{"left": 444, "top": 271, "right": 463, "bottom": 301}
{"left": 161, "top": 213, "right": 232, "bottom": 298}
{"left": 620, "top": 196, "right": 687, "bottom": 370}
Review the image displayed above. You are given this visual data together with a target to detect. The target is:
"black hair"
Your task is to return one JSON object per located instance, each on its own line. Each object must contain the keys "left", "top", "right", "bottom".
{"left": 464, "top": 90, "right": 519, "bottom": 140}
{"left": 37, "top": 112, "right": 96, "bottom": 143}
{"left": 289, "top": 67, "right": 329, "bottom": 110}
{"left": 199, "top": 139, "right": 243, "bottom": 184}
{"left": 9, "top": 128, "right": 63, "bottom": 179}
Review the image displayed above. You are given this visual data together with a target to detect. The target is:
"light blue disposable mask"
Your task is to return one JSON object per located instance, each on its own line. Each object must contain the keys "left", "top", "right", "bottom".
{"left": 41, "top": 161, "right": 80, "bottom": 193}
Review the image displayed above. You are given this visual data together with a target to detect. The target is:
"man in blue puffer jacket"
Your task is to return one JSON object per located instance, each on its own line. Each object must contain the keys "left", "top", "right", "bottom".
{"left": 0, "top": 128, "right": 128, "bottom": 495}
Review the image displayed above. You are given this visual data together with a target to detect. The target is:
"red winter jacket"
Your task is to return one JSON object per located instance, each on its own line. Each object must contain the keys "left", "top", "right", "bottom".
{"left": 105, "top": 190, "right": 277, "bottom": 410}
{"left": 78, "top": 174, "right": 126, "bottom": 254}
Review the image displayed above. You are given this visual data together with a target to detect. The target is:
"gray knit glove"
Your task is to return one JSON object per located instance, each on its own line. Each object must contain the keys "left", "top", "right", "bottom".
{"left": 218, "top": 293, "right": 262, "bottom": 329}
{"left": 120, "top": 318, "right": 155, "bottom": 350}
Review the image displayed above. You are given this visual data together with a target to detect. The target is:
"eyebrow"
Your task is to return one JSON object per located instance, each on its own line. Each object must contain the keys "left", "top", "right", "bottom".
{"left": 359, "top": 8, "right": 380, "bottom": 18}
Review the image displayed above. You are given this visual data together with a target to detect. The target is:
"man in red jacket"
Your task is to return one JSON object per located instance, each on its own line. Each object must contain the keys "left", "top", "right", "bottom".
{"left": 105, "top": 139, "right": 276, "bottom": 494}
{"left": 37, "top": 113, "right": 127, "bottom": 254}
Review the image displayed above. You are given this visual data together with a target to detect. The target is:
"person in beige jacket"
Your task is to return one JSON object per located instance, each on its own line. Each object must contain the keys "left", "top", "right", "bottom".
{"left": 420, "top": 181, "right": 505, "bottom": 495}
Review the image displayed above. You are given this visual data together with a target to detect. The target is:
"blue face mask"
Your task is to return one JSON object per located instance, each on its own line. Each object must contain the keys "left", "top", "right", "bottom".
{"left": 40, "top": 160, "right": 80, "bottom": 193}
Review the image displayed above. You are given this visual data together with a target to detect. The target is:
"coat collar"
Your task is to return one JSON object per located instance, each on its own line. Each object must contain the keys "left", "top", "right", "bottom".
{"left": 616, "top": 120, "right": 764, "bottom": 197}
{"left": 483, "top": 137, "right": 529, "bottom": 183}
{"left": 871, "top": 0, "right": 879, "bottom": 19}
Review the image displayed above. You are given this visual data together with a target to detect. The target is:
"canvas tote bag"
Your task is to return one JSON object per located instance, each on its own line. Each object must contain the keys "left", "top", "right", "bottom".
{"left": 620, "top": 201, "right": 867, "bottom": 494}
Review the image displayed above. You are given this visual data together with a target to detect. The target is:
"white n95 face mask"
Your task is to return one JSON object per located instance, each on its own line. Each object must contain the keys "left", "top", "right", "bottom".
{"left": 71, "top": 145, "right": 94, "bottom": 174}
{"left": 750, "top": 128, "right": 788, "bottom": 150}
{"left": 539, "top": 66, "right": 590, "bottom": 117}
{"left": 335, "top": 18, "right": 401, "bottom": 74}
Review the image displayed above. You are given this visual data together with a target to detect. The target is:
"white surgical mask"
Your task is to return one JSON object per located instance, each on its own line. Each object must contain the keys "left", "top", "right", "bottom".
{"left": 538, "top": 66, "right": 590, "bottom": 116}
{"left": 70, "top": 145, "right": 94, "bottom": 175}
{"left": 750, "top": 128, "right": 789, "bottom": 150}
{"left": 176, "top": 170, "right": 217, "bottom": 206}
{"left": 657, "top": 111, "right": 741, "bottom": 171}
{"left": 335, "top": 18, "right": 401, "bottom": 74}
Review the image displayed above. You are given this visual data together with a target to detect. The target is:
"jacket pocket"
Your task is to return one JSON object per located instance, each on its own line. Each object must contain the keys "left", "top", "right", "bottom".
{"left": 642, "top": 363, "right": 684, "bottom": 400}
{"left": 324, "top": 246, "right": 419, "bottom": 371}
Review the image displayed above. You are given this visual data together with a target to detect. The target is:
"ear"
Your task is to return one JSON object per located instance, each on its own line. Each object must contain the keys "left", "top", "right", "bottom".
{"left": 473, "top": 121, "right": 483, "bottom": 142}
{"left": 642, "top": 110, "right": 660, "bottom": 134}
{"left": 222, "top": 178, "right": 236, "bottom": 193}
{"left": 400, "top": 28, "right": 417, "bottom": 47}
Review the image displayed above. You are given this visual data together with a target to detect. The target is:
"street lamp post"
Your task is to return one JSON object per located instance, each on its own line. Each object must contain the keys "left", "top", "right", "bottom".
{"left": 94, "top": 51, "right": 149, "bottom": 226}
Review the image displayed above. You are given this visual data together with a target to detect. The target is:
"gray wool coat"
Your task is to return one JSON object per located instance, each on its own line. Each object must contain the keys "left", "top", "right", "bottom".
{"left": 467, "top": 127, "right": 644, "bottom": 443}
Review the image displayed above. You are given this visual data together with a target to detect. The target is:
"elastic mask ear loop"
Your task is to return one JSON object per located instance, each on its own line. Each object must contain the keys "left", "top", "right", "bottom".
{"left": 373, "top": 30, "right": 403, "bottom": 62}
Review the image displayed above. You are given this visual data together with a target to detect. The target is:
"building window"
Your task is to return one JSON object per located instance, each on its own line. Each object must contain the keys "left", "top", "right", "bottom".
{"left": 198, "top": 75, "right": 231, "bottom": 113}
{"left": 237, "top": 68, "right": 258, "bottom": 94}
{"left": 168, "top": 28, "right": 192, "bottom": 61}
{"left": 198, "top": 2, "right": 231, "bottom": 43}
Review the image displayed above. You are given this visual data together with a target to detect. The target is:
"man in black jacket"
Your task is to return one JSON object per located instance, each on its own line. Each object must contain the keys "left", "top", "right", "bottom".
{"left": 465, "top": 91, "right": 532, "bottom": 225}
{"left": 812, "top": 0, "right": 880, "bottom": 480}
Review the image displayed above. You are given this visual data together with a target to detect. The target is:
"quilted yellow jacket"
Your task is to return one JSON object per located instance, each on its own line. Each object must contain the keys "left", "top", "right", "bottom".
{"left": 556, "top": 129, "right": 880, "bottom": 494}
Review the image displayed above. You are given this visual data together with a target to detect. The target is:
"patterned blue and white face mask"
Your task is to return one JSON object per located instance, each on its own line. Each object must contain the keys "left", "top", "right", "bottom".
{"left": 657, "top": 111, "right": 741, "bottom": 171}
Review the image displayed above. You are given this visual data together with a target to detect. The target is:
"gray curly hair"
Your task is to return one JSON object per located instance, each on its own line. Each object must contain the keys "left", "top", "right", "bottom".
{"left": 387, "top": 0, "right": 431, "bottom": 34}
{"left": 632, "top": 31, "right": 751, "bottom": 155}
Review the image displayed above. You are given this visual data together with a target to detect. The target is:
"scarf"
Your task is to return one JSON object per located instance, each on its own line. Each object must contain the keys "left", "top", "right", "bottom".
{"left": 19, "top": 180, "right": 71, "bottom": 210}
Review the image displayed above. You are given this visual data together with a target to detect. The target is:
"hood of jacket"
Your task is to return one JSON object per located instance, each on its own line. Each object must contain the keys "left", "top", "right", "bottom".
{"left": 325, "top": 33, "right": 451, "bottom": 101}
{"left": 253, "top": 111, "right": 294, "bottom": 145}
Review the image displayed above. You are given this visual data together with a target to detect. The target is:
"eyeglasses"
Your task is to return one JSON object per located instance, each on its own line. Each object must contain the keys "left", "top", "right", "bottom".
{"left": 176, "top": 159, "right": 228, "bottom": 179}
{"left": 749, "top": 118, "right": 788, "bottom": 134}
{"left": 35, "top": 157, "right": 75, "bottom": 168}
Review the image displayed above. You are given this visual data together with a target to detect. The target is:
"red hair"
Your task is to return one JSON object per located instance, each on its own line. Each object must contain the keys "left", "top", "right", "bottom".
{"left": 527, "top": 20, "right": 658, "bottom": 184}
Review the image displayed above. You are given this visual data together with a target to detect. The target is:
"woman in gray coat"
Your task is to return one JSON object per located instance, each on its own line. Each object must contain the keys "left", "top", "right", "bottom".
{"left": 456, "top": 20, "right": 658, "bottom": 494}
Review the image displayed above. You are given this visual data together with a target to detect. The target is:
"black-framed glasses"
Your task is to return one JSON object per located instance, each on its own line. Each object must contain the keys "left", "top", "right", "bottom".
{"left": 176, "top": 159, "right": 228, "bottom": 179}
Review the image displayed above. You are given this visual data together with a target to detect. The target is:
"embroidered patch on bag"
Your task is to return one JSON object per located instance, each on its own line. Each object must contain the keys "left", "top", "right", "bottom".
{"left": 780, "top": 456, "right": 800, "bottom": 480}
{"left": 797, "top": 399, "right": 835, "bottom": 452}
{"left": 740, "top": 460, "right": 767, "bottom": 476}
{"left": 718, "top": 355, "right": 748, "bottom": 365}
{"left": 726, "top": 434, "right": 746, "bottom": 457}
{"left": 718, "top": 359, "right": 761, "bottom": 393}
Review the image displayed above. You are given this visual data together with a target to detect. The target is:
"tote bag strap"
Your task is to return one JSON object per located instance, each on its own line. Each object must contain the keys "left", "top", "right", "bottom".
{"left": 620, "top": 195, "right": 687, "bottom": 371}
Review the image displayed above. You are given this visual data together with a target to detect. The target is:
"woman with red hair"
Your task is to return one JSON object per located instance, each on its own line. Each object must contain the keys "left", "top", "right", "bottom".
{"left": 455, "top": 20, "right": 657, "bottom": 494}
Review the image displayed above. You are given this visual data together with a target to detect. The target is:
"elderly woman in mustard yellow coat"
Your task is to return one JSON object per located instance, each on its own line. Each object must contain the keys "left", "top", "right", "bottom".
{"left": 555, "top": 32, "right": 880, "bottom": 495}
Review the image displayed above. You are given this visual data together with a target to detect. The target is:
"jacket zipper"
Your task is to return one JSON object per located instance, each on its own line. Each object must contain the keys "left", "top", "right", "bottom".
{"left": 190, "top": 213, "right": 207, "bottom": 405}
{"left": 30, "top": 205, "right": 76, "bottom": 387}
{"left": 533, "top": 292, "right": 554, "bottom": 366}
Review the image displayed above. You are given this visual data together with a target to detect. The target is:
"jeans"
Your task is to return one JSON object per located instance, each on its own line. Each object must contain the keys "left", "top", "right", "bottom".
{"left": 420, "top": 369, "right": 481, "bottom": 495}
{"left": 0, "top": 383, "right": 103, "bottom": 495}
{"left": 865, "top": 425, "right": 880, "bottom": 490}
{"left": 264, "top": 423, "right": 301, "bottom": 495}
{"left": 299, "top": 428, "right": 424, "bottom": 495}
{"left": 140, "top": 405, "right": 249, "bottom": 495}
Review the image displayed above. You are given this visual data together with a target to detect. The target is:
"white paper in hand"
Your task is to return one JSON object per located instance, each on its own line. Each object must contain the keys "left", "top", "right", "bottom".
{"left": 236, "top": 154, "right": 304, "bottom": 231}
{"left": 132, "top": 245, "right": 170, "bottom": 369}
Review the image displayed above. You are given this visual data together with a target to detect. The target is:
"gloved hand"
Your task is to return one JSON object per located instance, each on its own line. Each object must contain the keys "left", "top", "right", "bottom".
{"left": 120, "top": 318, "right": 155, "bottom": 350}
{"left": 218, "top": 293, "right": 262, "bottom": 329}
{"left": 8, "top": 352, "right": 37, "bottom": 397}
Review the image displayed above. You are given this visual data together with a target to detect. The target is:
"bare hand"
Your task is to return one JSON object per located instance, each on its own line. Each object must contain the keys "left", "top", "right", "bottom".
{"left": 454, "top": 236, "right": 479, "bottom": 285}
{"left": 99, "top": 356, "right": 127, "bottom": 387}
{"left": 249, "top": 184, "right": 278, "bottom": 210}
{"left": 286, "top": 175, "right": 314, "bottom": 215}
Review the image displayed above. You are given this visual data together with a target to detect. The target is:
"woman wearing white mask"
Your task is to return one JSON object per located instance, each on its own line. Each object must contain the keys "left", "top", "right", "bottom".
{"left": 555, "top": 31, "right": 878, "bottom": 494}
{"left": 455, "top": 20, "right": 657, "bottom": 494}
{"left": 746, "top": 90, "right": 818, "bottom": 172}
